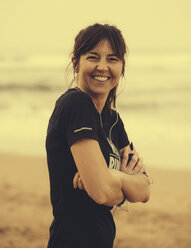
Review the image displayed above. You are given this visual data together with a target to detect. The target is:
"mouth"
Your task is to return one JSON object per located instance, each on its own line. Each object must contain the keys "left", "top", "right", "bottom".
{"left": 91, "top": 75, "right": 111, "bottom": 82}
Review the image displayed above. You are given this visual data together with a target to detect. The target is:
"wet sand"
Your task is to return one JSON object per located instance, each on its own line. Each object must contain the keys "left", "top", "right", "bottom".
{"left": 1, "top": 153, "right": 191, "bottom": 248}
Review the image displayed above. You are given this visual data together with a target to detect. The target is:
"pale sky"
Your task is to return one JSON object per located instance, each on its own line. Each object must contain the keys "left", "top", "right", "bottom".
{"left": 0, "top": 0, "right": 191, "bottom": 52}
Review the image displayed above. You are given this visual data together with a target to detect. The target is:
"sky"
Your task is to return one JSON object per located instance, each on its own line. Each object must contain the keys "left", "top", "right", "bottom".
{"left": 0, "top": 0, "right": 191, "bottom": 53}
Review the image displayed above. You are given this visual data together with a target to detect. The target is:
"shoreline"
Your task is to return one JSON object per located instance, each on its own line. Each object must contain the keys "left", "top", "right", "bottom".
{"left": 1, "top": 151, "right": 191, "bottom": 173}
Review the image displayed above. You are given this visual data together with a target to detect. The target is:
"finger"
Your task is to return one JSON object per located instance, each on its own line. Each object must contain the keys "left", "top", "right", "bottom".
{"left": 132, "top": 157, "right": 140, "bottom": 172}
{"left": 73, "top": 172, "right": 79, "bottom": 189}
{"left": 127, "top": 152, "right": 139, "bottom": 171}
{"left": 120, "top": 152, "right": 129, "bottom": 170}
{"left": 121, "top": 150, "right": 135, "bottom": 173}
{"left": 133, "top": 157, "right": 143, "bottom": 174}
{"left": 120, "top": 145, "right": 133, "bottom": 169}
{"left": 78, "top": 177, "right": 84, "bottom": 190}
{"left": 126, "top": 150, "right": 135, "bottom": 165}
{"left": 140, "top": 165, "right": 147, "bottom": 175}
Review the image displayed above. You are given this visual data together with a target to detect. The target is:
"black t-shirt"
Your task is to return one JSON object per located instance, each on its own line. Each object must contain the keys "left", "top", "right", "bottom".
{"left": 46, "top": 88, "right": 129, "bottom": 248}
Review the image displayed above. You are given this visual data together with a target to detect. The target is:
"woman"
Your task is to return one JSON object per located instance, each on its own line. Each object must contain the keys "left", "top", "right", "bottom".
{"left": 46, "top": 23, "right": 151, "bottom": 248}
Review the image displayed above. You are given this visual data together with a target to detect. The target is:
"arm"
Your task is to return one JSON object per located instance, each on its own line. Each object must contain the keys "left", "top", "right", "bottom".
{"left": 72, "top": 139, "right": 150, "bottom": 206}
{"left": 73, "top": 166, "right": 150, "bottom": 205}
{"left": 71, "top": 138, "right": 125, "bottom": 206}
{"left": 116, "top": 116, "right": 150, "bottom": 202}
{"left": 109, "top": 169, "right": 150, "bottom": 203}
{"left": 119, "top": 144, "right": 151, "bottom": 202}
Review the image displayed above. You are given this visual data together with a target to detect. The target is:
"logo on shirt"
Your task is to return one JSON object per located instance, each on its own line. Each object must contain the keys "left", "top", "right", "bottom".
{"left": 74, "top": 127, "right": 93, "bottom": 133}
{"left": 107, "top": 138, "right": 121, "bottom": 170}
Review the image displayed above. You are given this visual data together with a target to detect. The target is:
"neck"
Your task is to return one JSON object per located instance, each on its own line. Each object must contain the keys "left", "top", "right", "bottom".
{"left": 90, "top": 95, "right": 107, "bottom": 114}
{"left": 75, "top": 86, "right": 108, "bottom": 113}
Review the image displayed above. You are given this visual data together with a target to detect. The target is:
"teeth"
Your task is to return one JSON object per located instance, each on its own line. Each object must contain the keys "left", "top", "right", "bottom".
{"left": 92, "top": 76, "right": 110, "bottom": 82}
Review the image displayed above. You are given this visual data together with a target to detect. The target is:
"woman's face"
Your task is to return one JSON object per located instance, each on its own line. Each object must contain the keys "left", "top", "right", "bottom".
{"left": 75, "top": 39, "right": 123, "bottom": 99}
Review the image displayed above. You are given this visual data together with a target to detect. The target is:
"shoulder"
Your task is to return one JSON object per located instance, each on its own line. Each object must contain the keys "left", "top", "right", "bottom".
{"left": 56, "top": 88, "right": 95, "bottom": 111}
{"left": 111, "top": 109, "right": 123, "bottom": 123}
{"left": 109, "top": 109, "right": 125, "bottom": 129}
{"left": 107, "top": 108, "right": 119, "bottom": 124}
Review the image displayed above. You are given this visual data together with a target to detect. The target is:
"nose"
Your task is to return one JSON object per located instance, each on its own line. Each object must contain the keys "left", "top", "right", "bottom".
{"left": 96, "top": 59, "right": 109, "bottom": 71}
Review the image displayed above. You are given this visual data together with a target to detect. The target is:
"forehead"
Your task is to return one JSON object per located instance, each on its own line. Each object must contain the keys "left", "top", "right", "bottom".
{"left": 88, "top": 39, "right": 114, "bottom": 55}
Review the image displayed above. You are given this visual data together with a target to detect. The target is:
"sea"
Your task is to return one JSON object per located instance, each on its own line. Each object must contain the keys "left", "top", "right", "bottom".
{"left": 0, "top": 49, "right": 190, "bottom": 171}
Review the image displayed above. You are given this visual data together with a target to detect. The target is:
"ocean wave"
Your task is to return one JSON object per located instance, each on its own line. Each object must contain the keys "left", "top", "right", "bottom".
{"left": 0, "top": 83, "right": 57, "bottom": 91}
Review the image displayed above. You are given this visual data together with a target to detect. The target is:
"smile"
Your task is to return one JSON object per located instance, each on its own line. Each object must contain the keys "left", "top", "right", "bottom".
{"left": 91, "top": 75, "right": 111, "bottom": 82}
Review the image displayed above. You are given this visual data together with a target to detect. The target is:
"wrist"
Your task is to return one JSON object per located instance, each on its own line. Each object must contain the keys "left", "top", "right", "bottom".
{"left": 117, "top": 195, "right": 126, "bottom": 207}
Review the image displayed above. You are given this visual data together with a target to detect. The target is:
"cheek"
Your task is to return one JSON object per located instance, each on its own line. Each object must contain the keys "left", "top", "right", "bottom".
{"left": 113, "top": 61, "right": 123, "bottom": 72}
{"left": 112, "top": 66, "right": 123, "bottom": 79}
{"left": 79, "top": 63, "right": 93, "bottom": 76}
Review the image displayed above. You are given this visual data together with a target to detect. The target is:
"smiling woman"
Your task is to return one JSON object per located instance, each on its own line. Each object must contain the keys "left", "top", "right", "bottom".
{"left": 46, "top": 23, "right": 151, "bottom": 248}
{"left": 71, "top": 23, "right": 127, "bottom": 111}
{"left": 73, "top": 39, "right": 123, "bottom": 112}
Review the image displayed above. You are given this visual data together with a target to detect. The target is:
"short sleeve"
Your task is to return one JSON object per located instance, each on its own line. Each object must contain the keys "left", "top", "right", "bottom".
{"left": 61, "top": 92, "right": 98, "bottom": 147}
{"left": 117, "top": 114, "right": 130, "bottom": 149}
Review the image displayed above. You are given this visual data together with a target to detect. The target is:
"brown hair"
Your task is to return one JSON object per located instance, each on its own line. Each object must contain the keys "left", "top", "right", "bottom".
{"left": 72, "top": 23, "right": 128, "bottom": 110}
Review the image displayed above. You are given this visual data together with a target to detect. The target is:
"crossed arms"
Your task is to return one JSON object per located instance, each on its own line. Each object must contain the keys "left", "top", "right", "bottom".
{"left": 71, "top": 139, "right": 151, "bottom": 207}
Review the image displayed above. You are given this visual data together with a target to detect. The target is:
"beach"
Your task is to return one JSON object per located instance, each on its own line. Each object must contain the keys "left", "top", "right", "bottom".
{"left": 1, "top": 153, "right": 191, "bottom": 248}
{"left": 0, "top": 50, "right": 191, "bottom": 247}
{"left": 1, "top": 0, "right": 191, "bottom": 246}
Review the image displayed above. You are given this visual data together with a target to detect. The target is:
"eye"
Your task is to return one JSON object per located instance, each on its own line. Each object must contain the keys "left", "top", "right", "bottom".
{"left": 87, "top": 56, "right": 98, "bottom": 60}
{"left": 108, "top": 57, "right": 119, "bottom": 62}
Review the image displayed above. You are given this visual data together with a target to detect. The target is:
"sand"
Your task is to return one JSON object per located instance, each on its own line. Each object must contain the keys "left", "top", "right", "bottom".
{"left": 0, "top": 153, "right": 191, "bottom": 248}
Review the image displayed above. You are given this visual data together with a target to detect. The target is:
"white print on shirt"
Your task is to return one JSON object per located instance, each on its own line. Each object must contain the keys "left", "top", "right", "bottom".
{"left": 74, "top": 127, "right": 93, "bottom": 133}
{"left": 107, "top": 138, "right": 121, "bottom": 170}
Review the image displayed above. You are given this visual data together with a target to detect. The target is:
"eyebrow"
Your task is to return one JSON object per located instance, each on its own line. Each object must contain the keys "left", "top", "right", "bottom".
{"left": 88, "top": 52, "right": 118, "bottom": 57}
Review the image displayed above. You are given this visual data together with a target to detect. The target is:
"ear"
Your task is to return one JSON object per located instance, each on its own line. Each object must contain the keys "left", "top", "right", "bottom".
{"left": 121, "top": 62, "right": 125, "bottom": 76}
{"left": 72, "top": 56, "right": 79, "bottom": 73}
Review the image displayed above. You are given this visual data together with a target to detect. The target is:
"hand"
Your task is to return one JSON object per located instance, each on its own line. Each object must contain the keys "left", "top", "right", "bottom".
{"left": 73, "top": 172, "right": 85, "bottom": 190}
{"left": 120, "top": 146, "right": 146, "bottom": 175}
{"left": 120, "top": 146, "right": 134, "bottom": 170}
